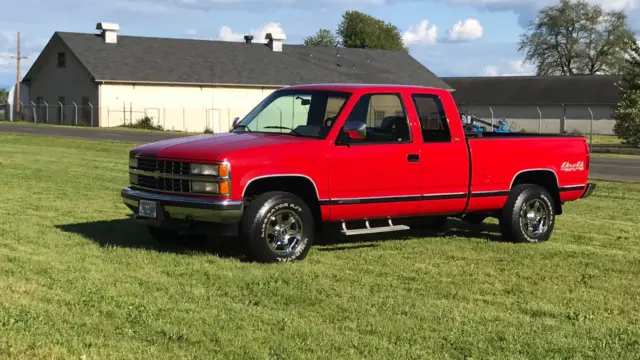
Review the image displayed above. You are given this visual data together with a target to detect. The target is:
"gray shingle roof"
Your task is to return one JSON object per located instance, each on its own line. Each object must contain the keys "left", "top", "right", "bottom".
{"left": 442, "top": 75, "right": 621, "bottom": 105}
{"left": 27, "top": 31, "right": 452, "bottom": 90}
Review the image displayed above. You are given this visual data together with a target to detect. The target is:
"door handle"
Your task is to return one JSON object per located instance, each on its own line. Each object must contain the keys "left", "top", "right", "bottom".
{"left": 407, "top": 154, "right": 420, "bottom": 162}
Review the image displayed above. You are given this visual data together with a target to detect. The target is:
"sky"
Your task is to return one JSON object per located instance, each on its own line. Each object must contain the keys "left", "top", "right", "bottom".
{"left": 0, "top": 0, "right": 639, "bottom": 88}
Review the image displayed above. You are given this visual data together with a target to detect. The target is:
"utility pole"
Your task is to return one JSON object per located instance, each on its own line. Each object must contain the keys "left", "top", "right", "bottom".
{"left": 10, "top": 32, "right": 27, "bottom": 121}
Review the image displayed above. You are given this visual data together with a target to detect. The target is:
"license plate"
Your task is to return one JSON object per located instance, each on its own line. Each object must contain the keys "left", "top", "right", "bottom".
{"left": 138, "top": 200, "right": 157, "bottom": 218}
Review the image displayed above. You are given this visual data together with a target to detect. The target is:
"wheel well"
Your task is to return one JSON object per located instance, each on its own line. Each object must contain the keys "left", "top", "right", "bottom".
{"left": 511, "top": 170, "right": 562, "bottom": 215}
{"left": 243, "top": 176, "right": 323, "bottom": 230}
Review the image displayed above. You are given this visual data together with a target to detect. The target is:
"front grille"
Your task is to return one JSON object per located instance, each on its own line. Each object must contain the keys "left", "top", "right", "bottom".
{"left": 136, "top": 157, "right": 190, "bottom": 175}
{"left": 137, "top": 175, "right": 191, "bottom": 193}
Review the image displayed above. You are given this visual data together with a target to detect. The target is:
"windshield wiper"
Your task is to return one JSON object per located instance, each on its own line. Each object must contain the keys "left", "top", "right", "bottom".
{"left": 262, "top": 126, "right": 305, "bottom": 136}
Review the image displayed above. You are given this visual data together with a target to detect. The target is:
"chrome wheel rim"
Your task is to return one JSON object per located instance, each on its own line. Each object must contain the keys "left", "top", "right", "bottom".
{"left": 265, "top": 209, "right": 304, "bottom": 257}
{"left": 519, "top": 198, "right": 551, "bottom": 239}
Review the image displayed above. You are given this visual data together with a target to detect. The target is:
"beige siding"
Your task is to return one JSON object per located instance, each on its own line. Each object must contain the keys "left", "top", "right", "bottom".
{"left": 27, "top": 38, "right": 98, "bottom": 125}
{"left": 98, "top": 83, "right": 277, "bottom": 132}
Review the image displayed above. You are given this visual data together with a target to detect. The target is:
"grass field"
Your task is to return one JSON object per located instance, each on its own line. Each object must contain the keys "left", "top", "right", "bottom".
{"left": 1, "top": 134, "right": 639, "bottom": 359}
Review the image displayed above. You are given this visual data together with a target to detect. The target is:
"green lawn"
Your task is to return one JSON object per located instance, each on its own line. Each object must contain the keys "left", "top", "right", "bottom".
{"left": 587, "top": 134, "right": 622, "bottom": 145}
{"left": 1, "top": 134, "right": 639, "bottom": 360}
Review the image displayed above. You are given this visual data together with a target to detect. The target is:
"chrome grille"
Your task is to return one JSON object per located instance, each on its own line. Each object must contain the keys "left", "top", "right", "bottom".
{"left": 136, "top": 157, "right": 190, "bottom": 175}
{"left": 137, "top": 175, "right": 191, "bottom": 193}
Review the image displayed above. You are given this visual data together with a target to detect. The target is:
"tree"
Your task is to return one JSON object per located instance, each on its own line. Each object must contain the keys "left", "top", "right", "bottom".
{"left": 0, "top": 88, "right": 7, "bottom": 103}
{"left": 303, "top": 29, "right": 338, "bottom": 47}
{"left": 612, "top": 39, "right": 640, "bottom": 147}
{"left": 518, "top": 0, "right": 635, "bottom": 76}
{"left": 336, "top": 10, "right": 406, "bottom": 51}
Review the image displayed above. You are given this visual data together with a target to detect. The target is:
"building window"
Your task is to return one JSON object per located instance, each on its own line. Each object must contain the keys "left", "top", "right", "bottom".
{"left": 57, "top": 52, "right": 66, "bottom": 68}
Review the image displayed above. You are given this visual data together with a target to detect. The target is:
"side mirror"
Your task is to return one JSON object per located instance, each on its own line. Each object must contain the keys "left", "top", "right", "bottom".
{"left": 343, "top": 121, "right": 366, "bottom": 140}
{"left": 231, "top": 117, "right": 241, "bottom": 129}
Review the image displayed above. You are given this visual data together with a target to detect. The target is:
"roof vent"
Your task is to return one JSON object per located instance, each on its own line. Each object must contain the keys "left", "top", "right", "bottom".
{"left": 96, "top": 22, "right": 120, "bottom": 44}
{"left": 244, "top": 35, "right": 254, "bottom": 44}
{"left": 265, "top": 32, "right": 286, "bottom": 52}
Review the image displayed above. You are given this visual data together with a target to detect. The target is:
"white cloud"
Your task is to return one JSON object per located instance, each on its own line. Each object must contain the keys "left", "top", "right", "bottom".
{"left": 482, "top": 60, "right": 535, "bottom": 76}
{"left": 403, "top": 20, "right": 438, "bottom": 46}
{"left": 449, "top": 18, "right": 483, "bottom": 42}
{"left": 218, "top": 22, "right": 286, "bottom": 43}
{"left": 185, "top": 28, "right": 198, "bottom": 35}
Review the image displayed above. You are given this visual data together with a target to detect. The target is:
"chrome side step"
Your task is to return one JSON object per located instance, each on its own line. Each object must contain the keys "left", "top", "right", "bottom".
{"left": 340, "top": 218, "right": 410, "bottom": 236}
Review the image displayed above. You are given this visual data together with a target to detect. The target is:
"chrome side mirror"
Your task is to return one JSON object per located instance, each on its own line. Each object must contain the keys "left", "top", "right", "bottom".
{"left": 231, "top": 117, "right": 241, "bottom": 129}
{"left": 343, "top": 121, "right": 366, "bottom": 140}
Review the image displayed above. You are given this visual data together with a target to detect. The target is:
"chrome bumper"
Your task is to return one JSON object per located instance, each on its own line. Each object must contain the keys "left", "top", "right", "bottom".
{"left": 121, "top": 187, "right": 243, "bottom": 224}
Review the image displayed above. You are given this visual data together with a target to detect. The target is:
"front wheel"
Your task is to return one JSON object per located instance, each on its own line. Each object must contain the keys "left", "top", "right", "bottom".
{"left": 240, "top": 191, "right": 315, "bottom": 263}
{"left": 499, "top": 184, "right": 556, "bottom": 243}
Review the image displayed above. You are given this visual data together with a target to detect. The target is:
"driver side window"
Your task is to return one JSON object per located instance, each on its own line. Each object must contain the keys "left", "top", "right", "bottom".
{"left": 342, "top": 93, "right": 411, "bottom": 144}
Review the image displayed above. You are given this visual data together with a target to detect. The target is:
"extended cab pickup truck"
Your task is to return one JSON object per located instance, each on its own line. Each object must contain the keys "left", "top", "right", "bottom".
{"left": 122, "top": 83, "right": 596, "bottom": 263}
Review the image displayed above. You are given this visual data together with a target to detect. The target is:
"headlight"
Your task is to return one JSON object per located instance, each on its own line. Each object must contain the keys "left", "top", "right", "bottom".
{"left": 190, "top": 163, "right": 229, "bottom": 177}
{"left": 192, "top": 181, "right": 219, "bottom": 193}
{"left": 191, "top": 181, "right": 229, "bottom": 195}
{"left": 129, "top": 157, "right": 138, "bottom": 168}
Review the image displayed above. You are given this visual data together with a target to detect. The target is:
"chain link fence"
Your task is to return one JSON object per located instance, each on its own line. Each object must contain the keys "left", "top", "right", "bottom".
{"left": 6, "top": 101, "right": 619, "bottom": 139}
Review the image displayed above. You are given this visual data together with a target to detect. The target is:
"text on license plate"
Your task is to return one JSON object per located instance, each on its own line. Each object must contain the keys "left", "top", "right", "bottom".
{"left": 138, "top": 200, "right": 157, "bottom": 218}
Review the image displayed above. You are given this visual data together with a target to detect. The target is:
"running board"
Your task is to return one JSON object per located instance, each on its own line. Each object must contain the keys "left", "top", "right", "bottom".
{"left": 341, "top": 218, "right": 410, "bottom": 236}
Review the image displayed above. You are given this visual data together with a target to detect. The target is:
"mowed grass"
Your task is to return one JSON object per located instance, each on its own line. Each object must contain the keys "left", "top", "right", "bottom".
{"left": 1, "top": 134, "right": 640, "bottom": 360}
{"left": 587, "top": 134, "right": 622, "bottom": 145}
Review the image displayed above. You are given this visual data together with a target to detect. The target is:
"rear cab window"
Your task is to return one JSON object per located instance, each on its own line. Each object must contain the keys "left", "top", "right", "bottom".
{"left": 411, "top": 94, "right": 452, "bottom": 143}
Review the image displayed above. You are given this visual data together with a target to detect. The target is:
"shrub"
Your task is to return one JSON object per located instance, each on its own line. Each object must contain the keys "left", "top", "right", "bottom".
{"left": 121, "top": 116, "right": 163, "bottom": 131}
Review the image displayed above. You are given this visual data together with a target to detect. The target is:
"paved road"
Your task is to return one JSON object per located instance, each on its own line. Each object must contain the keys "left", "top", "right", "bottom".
{"left": 0, "top": 122, "right": 186, "bottom": 143}
{"left": 1, "top": 122, "right": 639, "bottom": 183}
{"left": 590, "top": 157, "right": 640, "bottom": 183}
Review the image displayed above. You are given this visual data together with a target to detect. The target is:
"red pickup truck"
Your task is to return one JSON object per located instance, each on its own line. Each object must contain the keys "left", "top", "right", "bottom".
{"left": 122, "top": 83, "right": 596, "bottom": 263}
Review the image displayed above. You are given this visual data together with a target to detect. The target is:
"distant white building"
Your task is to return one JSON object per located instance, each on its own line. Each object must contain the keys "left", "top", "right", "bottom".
{"left": 4, "top": 83, "right": 30, "bottom": 121}
{"left": 21, "top": 22, "right": 450, "bottom": 131}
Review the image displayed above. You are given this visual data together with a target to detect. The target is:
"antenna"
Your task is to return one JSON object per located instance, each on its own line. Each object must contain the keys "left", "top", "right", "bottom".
{"left": 10, "top": 32, "right": 27, "bottom": 120}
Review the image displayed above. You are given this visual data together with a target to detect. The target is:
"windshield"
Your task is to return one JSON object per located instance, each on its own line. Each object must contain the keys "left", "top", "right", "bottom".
{"left": 232, "top": 89, "right": 351, "bottom": 139}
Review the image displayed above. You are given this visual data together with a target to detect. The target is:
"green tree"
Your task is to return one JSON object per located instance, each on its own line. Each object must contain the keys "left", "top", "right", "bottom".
{"left": 304, "top": 29, "right": 338, "bottom": 47}
{"left": 336, "top": 10, "right": 406, "bottom": 51}
{"left": 612, "top": 39, "right": 640, "bottom": 147}
{"left": 0, "top": 88, "right": 7, "bottom": 103}
{"left": 518, "top": 0, "right": 635, "bottom": 75}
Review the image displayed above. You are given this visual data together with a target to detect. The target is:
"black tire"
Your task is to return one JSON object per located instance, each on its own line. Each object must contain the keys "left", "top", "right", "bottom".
{"left": 499, "top": 184, "right": 556, "bottom": 243}
{"left": 240, "top": 191, "right": 315, "bottom": 263}
{"left": 412, "top": 216, "right": 447, "bottom": 231}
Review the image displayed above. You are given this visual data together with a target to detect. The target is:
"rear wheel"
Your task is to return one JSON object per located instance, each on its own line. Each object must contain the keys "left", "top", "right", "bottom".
{"left": 240, "top": 191, "right": 315, "bottom": 263}
{"left": 499, "top": 184, "right": 555, "bottom": 243}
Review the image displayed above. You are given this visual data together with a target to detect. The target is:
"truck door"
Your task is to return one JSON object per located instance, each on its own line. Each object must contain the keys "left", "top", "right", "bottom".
{"left": 407, "top": 92, "right": 470, "bottom": 214}
{"left": 327, "top": 92, "right": 423, "bottom": 221}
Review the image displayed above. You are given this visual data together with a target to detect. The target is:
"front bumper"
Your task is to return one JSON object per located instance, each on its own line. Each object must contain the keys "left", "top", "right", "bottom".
{"left": 121, "top": 187, "right": 244, "bottom": 224}
{"left": 581, "top": 183, "right": 597, "bottom": 199}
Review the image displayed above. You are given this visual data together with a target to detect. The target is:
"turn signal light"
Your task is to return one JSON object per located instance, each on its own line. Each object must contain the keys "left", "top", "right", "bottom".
{"left": 219, "top": 181, "right": 229, "bottom": 195}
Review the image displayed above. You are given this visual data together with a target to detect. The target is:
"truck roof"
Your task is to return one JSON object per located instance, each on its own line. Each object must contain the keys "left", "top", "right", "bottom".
{"left": 282, "top": 83, "right": 453, "bottom": 94}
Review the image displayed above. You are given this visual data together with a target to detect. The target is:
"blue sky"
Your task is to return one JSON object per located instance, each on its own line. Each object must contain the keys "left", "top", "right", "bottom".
{"left": 0, "top": 0, "right": 638, "bottom": 88}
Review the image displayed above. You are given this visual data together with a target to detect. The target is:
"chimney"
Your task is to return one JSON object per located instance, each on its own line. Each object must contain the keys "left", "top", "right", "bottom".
{"left": 244, "top": 35, "right": 254, "bottom": 44}
{"left": 265, "top": 32, "right": 286, "bottom": 52}
{"left": 96, "top": 22, "right": 120, "bottom": 44}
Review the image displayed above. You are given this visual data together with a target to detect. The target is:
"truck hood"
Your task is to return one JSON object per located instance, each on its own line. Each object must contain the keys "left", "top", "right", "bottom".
{"left": 131, "top": 132, "right": 316, "bottom": 161}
